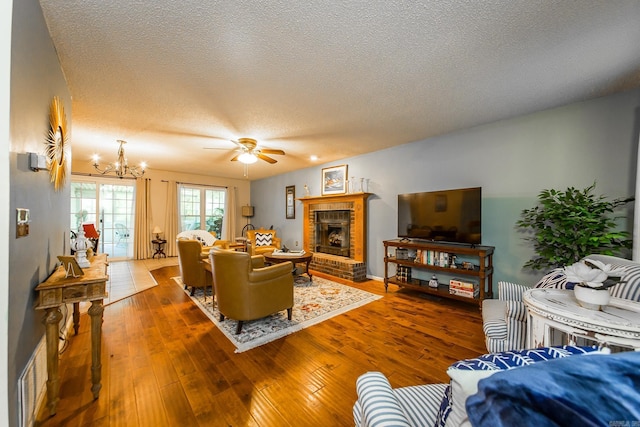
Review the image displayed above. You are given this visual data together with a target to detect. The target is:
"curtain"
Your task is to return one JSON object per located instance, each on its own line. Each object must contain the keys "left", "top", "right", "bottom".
{"left": 225, "top": 186, "right": 237, "bottom": 241}
{"left": 165, "top": 181, "right": 179, "bottom": 257}
{"left": 134, "top": 178, "right": 152, "bottom": 259}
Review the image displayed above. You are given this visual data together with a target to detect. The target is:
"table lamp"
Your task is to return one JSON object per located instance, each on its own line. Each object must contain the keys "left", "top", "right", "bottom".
{"left": 152, "top": 226, "right": 162, "bottom": 240}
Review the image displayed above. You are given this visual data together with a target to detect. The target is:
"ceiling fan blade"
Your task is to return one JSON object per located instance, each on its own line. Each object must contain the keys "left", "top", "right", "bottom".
{"left": 230, "top": 154, "right": 241, "bottom": 162}
{"left": 257, "top": 153, "right": 277, "bottom": 164}
{"left": 259, "top": 148, "right": 285, "bottom": 155}
{"left": 230, "top": 139, "right": 245, "bottom": 149}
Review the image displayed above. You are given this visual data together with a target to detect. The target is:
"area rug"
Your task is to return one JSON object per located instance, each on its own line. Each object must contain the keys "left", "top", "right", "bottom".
{"left": 172, "top": 275, "right": 382, "bottom": 353}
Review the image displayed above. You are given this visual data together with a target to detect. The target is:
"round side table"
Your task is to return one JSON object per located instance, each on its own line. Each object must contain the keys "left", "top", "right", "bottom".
{"left": 523, "top": 288, "right": 640, "bottom": 350}
{"left": 152, "top": 239, "right": 167, "bottom": 258}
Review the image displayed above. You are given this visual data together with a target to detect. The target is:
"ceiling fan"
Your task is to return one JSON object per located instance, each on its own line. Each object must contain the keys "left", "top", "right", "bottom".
{"left": 207, "top": 137, "right": 285, "bottom": 164}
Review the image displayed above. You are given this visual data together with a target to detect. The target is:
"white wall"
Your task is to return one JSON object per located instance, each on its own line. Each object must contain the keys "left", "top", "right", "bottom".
{"left": 1, "top": 0, "right": 13, "bottom": 424}
{"left": 251, "top": 89, "right": 640, "bottom": 289}
{"left": 8, "top": 0, "right": 71, "bottom": 425}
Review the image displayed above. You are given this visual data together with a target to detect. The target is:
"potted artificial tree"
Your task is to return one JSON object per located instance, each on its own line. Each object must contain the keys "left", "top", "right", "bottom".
{"left": 517, "top": 182, "right": 633, "bottom": 271}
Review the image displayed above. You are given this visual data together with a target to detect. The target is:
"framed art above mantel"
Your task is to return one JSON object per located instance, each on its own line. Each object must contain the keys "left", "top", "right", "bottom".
{"left": 321, "top": 164, "right": 347, "bottom": 196}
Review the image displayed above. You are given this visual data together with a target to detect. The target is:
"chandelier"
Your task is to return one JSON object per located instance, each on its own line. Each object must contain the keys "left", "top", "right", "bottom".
{"left": 92, "top": 140, "right": 146, "bottom": 178}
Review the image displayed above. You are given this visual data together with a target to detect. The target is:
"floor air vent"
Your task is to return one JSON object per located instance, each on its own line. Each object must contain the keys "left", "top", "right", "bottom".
{"left": 18, "top": 337, "right": 47, "bottom": 427}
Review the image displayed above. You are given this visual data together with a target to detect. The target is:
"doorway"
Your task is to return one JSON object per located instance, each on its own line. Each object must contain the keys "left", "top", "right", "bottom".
{"left": 70, "top": 177, "right": 136, "bottom": 260}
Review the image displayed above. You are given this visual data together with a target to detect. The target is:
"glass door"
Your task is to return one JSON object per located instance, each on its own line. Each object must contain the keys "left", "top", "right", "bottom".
{"left": 70, "top": 177, "right": 136, "bottom": 260}
{"left": 100, "top": 183, "right": 135, "bottom": 258}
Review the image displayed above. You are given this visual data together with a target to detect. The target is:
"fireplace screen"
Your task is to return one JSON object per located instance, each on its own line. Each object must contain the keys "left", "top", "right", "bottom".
{"left": 314, "top": 210, "right": 350, "bottom": 257}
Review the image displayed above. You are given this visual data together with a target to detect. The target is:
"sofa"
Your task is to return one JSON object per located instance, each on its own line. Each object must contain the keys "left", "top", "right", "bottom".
{"left": 482, "top": 254, "right": 640, "bottom": 353}
{"left": 354, "top": 345, "right": 640, "bottom": 427}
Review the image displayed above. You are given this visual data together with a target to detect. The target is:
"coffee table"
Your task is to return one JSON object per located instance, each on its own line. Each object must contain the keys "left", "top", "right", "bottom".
{"left": 264, "top": 252, "right": 313, "bottom": 282}
{"left": 523, "top": 288, "right": 640, "bottom": 350}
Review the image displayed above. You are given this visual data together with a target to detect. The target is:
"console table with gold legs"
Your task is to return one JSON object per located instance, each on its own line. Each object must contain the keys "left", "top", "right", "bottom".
{"left": 35, "top": 254, "right": 109, "bottom": 416}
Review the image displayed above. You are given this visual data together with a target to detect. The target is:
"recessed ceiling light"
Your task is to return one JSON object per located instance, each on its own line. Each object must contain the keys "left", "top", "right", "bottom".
{"left": 310, "top": 155, "right": 318, "bottom": 161}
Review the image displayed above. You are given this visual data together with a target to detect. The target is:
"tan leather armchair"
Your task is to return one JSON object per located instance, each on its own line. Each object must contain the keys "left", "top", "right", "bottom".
{"left": 177, "top": 239, "right": 213, "bottom": 298}
{"left": 203, "top": 231, "right": 230, "bottom": 252}
{"left": 209, "top": 247, "right": 294, "bottom": 334}
{"left": 246, "top": 228, "right": 281, "bottom": 256}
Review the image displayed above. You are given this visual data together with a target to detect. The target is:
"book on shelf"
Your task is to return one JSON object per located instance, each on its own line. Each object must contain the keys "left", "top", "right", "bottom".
{"left": 449, "top": 278, "right": 479, "bottom": 298}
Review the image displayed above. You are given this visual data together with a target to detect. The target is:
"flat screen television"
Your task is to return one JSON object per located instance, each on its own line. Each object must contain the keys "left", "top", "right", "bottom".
{"left": 397, "top": 187, "right": 481, "bottom": 244}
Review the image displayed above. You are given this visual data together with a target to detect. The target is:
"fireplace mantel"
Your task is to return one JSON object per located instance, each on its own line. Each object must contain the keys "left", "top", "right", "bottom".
{"left": 299, "top": 192, "right": 372, "bottom": 262}
{"left": 297, "top": 192, "right": 372, "bottom": 205}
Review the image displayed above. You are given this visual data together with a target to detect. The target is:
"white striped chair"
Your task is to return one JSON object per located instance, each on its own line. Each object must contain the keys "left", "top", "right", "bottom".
{"left": 353, "top": 372, "right": 448, "bottom": 427}
{"left": 482, "top": 281, "right": 530, "bottom": 353}
{"left": 584, "top": 254, "right": 640, "bottom": 302}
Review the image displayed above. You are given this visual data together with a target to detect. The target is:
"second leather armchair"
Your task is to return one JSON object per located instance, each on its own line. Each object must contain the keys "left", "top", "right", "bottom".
{"left": 209, "top": 247, "right": 294, "bottom": 334}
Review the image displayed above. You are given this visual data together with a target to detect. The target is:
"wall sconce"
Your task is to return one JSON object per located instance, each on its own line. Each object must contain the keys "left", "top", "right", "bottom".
{"left": 28, "top": 153, "right": 47, "bottom": 171}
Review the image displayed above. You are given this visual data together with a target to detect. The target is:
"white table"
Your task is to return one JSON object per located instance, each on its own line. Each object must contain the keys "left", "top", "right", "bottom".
{"left": 523, "top": 288, "right": 640, "bottom": 351}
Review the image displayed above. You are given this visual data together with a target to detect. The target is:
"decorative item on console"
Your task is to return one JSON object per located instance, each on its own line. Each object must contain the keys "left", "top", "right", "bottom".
{"left": 449, "top": 255, "right": 457, "bottom": 268}
{"left": 428, "top": 274, "right": 439, "bottom": 288}
{"left": 346, "top": 176, "right": 369, "bottom": 193}
{"left": 397, "top": 266, "right": 411, "bottom": 282}
{"left": 395, "top": 248, "right": 408, "bottom": 260}
{"left": 462, "top": 261, "right": 476, "bottom": 270}
{"left": 71, "top": 228, "right": 91, "bottom": 268}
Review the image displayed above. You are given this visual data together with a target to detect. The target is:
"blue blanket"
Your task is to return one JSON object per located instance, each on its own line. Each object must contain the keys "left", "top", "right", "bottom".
{"left": 466, "top": 352, "right": 640, "bottom": 427}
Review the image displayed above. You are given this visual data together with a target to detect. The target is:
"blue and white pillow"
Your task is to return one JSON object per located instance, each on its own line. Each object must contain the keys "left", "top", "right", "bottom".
{"left": 434, "top": 384, "right": 452, "bottom": 427}
{"left": 444, "top": 346, "right": 609, "bottom": 427}
{"left": 450, "top": 345, "right": 601, "bottom": 371}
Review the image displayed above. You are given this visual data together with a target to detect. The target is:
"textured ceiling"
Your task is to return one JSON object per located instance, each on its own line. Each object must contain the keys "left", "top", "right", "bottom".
{"left": 39, "top": 0, "right": 640, "bottom": 180}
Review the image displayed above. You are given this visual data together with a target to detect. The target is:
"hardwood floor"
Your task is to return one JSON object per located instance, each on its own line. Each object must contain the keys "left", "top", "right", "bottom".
{"left": 36, "top": 266, "right": 487, "bottom": 426}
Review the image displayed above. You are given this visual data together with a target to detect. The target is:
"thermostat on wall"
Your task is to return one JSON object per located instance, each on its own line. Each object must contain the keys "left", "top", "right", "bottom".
{"left": 17, "top": 208, "right": 29, "bottom": 238}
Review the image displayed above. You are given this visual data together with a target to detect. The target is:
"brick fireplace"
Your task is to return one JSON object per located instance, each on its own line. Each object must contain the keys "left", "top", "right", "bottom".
{"left": 300, "top": 192, "right": 371, "bottom": 281}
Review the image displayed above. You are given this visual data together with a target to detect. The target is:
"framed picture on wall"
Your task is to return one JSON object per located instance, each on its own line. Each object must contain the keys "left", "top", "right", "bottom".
{"left": 321, "top": 164, "right": 348, "bottom": 195}
{"left": 286, "top": 185, "right": 295, "bottom": 219}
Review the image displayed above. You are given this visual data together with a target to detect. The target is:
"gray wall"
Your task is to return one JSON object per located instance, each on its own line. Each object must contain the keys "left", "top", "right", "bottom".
{"left": 8, "top": 0, "right": 71, "bottom": 425}
{"left": 251, "top": 89, "right": 640, "bottom": 289}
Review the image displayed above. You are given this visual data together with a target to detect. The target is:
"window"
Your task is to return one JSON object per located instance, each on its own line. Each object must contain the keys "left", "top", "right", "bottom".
{"left": 179, "top": 185, "right": 226, "bottom": 238}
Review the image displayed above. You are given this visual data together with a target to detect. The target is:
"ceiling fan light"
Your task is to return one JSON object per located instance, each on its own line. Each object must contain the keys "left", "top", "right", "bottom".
{"left": 238, "top": 152, "right": 258, "bottom": 164}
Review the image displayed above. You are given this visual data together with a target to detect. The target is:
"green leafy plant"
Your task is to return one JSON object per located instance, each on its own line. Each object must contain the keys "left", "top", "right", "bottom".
{"left": 517, "top": 183, "right": 633, "bottom": 270}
